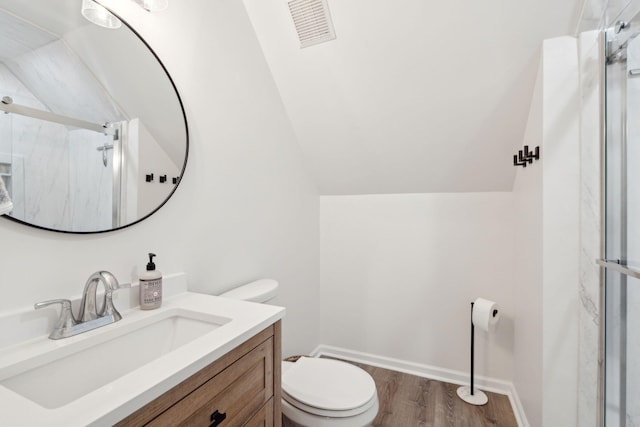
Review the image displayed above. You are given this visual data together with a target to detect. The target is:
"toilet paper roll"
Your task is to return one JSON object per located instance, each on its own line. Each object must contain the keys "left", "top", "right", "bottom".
{"left": 472, "top": 298, "right": 500, "bottom": 332}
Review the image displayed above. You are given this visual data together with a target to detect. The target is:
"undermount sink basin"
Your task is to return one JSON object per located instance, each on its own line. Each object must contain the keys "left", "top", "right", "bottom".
{"left": 0, "top": 308, "right": 230, "bottom": 409}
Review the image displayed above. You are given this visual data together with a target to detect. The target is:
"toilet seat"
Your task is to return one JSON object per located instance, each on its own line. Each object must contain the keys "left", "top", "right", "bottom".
{"left": 281, "top": 357, "right": 377, "bottom": 418}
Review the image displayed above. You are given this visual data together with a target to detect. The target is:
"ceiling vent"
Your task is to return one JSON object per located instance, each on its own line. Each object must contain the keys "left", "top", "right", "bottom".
{"left": 288, "top": 0, "right": 336, "bottom": 48}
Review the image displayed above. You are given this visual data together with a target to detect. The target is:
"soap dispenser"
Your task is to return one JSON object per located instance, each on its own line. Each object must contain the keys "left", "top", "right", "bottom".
{"left": 139, "top": 253, "right": 162, "bottom": 310}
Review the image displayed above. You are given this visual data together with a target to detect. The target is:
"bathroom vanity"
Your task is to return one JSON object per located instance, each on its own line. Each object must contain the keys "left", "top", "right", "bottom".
{"left": 117, "top": 321, "right": 281, "bottom": 426}
{"left": 0, "top": 274, "right": 285, "bottom": 426}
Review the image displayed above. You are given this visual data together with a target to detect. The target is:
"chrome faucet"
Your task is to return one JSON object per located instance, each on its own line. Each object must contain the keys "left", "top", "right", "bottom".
{"left": 78, "top": 271, "right": 125, "bottom": 322}
{"left": 35, "top": 271, "right": 130, "bottom": 340}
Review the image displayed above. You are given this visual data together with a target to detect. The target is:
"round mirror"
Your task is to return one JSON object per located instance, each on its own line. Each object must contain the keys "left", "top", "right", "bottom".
{"left": 0, "top": 0, "right": 188, "bottom": 233}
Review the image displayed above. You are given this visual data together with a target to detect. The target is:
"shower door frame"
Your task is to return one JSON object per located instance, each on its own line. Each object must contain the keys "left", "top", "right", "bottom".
{"left": 601, "top": 19, "right": 640, "bottom": 427}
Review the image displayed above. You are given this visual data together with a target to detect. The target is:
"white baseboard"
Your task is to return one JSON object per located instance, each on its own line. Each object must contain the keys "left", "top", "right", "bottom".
{"left": 310, "top": 344, "right": 529, "bottom": 427}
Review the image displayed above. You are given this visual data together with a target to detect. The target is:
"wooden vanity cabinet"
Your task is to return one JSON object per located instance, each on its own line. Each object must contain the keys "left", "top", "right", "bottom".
{"left": 116, "top": 321, "right": 282, "bottom": 427}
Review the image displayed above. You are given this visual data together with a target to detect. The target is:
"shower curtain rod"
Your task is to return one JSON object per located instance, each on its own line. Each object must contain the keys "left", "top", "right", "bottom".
{"left": 0, "top": 96, "right": 116, "bottom": 136}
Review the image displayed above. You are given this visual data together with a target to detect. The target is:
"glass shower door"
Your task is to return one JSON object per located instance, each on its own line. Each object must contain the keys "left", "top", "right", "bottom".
{"left": 604, "top": 17, "right": 640, "bottom": 427}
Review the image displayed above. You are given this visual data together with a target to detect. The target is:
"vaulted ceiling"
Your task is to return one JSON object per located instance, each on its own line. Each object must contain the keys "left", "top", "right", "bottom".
{"left": 243, "top": 0, "right": 584, "bottom": 194}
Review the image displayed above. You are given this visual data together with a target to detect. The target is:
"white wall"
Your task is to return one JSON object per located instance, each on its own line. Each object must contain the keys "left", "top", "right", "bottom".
{"left": 243, "top": 0, "right": 581, "bottom": 195}
{"left": 513, "top": 59, "right": 543, "bottom": 427}
{"left": 319, "top": 193, "right": 515, "bottom": 380}
{"left": 509, "top": 36, "right": 582, "bottom": 427}
{"left": 315, "top": 35, "right": 582, "bottom": 427}
{"left": 135, "top": 119, "right": 180, "bottom": 218}
{"left": 541, "top": 36, "right": 580, "bottom": 427}
{"left": 0, "top": 0, "right": 319, "bottom": 358}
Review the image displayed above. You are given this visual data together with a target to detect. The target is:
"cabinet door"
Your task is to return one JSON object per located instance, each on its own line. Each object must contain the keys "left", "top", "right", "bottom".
{"left": 244, "top": 398, "right": 274, "bottom": 427}
{"left": 148, "top": 338, "right": 273, "bottom": 427}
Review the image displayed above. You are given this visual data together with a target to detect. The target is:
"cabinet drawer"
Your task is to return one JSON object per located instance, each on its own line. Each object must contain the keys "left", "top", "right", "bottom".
{"left": 148, "top": 338, "right": 273, "bottom": 427}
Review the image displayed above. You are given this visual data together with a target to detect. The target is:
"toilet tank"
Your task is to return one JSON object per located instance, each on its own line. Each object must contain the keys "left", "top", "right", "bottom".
{"left": 218, "top": 279, "right": 279, "bottom": 303}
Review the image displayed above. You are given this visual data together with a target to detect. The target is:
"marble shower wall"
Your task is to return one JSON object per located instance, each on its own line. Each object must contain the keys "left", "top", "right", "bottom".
{"left": 68, "top": 129, "right": 114, "bottom": 232}
{"left": 3, "top": 39, "right": 124, "bottom": 127}
{"left": 0, "top": 61, "right": 115, "bottom": 231}
{"left": 578, "top": 31, "right": 604, "bottom": 427}
{"left": 0, "top": 63, "right": 71, "bottom": 229}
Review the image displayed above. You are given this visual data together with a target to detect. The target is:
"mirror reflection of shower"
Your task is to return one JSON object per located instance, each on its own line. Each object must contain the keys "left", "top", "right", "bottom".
{"left": 0, "top": 95, "right": 125, "bottom": 232}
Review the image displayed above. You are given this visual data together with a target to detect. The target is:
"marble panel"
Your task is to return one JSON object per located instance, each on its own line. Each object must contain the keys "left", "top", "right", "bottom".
{"left": 68, "top": 129, "right": 113, "bottom": 232}
{"left": 0, "top": 9, "right": 57, "bottom": 60}
{"left": 0, "top": 62, "right": 71, "bottom": 229}
{"left": 578, "top": 31, "right": 603, "bottom": 427}
{"left": 5, "top": 40, "right": 125, "bottom": 126}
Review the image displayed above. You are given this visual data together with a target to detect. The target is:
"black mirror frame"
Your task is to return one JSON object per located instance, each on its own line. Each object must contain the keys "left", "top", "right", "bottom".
{"left": 1, "top": 1, "right": 189, "bottom": 234}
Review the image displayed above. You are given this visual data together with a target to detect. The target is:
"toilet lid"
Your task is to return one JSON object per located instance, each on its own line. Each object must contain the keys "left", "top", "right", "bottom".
{"left": 282, "top": 357, "right": 377, "bottom": 413}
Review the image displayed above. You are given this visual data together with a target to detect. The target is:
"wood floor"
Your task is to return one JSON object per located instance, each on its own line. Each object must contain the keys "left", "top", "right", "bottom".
{"left": 284, "top": 357, "right": 518, "bottom": 427}
{"left": 351, "top": 360, "right": 518, "bottom": 427}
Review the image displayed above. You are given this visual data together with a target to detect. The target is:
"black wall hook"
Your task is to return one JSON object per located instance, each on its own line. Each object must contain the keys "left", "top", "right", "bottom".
{"left": 146, "top": 173, "right": 181, "bottom": 184}
{"left": 513, "top": 145, "right": 540, "bottom": 168}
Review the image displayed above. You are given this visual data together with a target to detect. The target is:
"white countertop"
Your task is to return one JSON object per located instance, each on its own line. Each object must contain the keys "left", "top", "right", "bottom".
{"left": 0, "top": 285, "right": 285, "bottom": 426}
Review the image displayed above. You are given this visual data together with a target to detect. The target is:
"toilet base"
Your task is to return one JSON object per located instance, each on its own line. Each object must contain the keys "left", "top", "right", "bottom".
{"left": 281, "top": 397, "right": 377, "bottom": 427}
{"left": 282, "top": 413, "right": 374, "bottom": 427}
{"left": 282, "top": 414, "right": 305, "bottom": 427}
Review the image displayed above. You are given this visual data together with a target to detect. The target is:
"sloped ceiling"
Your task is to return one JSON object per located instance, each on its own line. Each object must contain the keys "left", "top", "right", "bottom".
{"left": 243, "top": 0, "right": 584, "bottom": 194}
{"left": 0, "top": 10, "right": 125, "bottom": 126}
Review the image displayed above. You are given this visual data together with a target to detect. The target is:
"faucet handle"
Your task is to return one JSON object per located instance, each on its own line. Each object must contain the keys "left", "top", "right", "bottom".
{"left": 34, "top": 299, "right": 77, "bottom": 340}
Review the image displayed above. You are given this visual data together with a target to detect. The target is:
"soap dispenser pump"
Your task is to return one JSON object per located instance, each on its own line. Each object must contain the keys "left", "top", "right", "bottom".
{"left": 139, "top": 252, "right": 162, "bottom": 310}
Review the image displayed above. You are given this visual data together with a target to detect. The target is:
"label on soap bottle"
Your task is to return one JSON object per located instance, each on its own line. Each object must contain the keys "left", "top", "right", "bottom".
{"left": 140, "top": 278, "right": 162, "bottom": 309}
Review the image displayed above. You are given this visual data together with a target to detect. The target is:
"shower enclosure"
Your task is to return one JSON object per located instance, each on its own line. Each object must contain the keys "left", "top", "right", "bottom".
{"left": 603, "top": 15, "right": 640, "bottom": 426}
{"left": 0, "top": 96, "right": 123, "bottom": 232}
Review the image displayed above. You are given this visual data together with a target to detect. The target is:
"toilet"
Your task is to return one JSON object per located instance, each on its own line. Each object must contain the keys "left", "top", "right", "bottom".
{"left": 219, "top": 280, "right": 379, "bottom": 427}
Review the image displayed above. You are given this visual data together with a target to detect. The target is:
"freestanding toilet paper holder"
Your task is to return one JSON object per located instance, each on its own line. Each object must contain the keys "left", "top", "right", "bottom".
{"left": 456, "top": 300, "right": 498, "bottom": 405}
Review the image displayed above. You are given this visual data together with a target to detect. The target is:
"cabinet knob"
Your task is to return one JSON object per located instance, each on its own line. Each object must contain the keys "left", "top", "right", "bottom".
{"left": 209, "top": 410, "right": 226, "bottom": 427}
